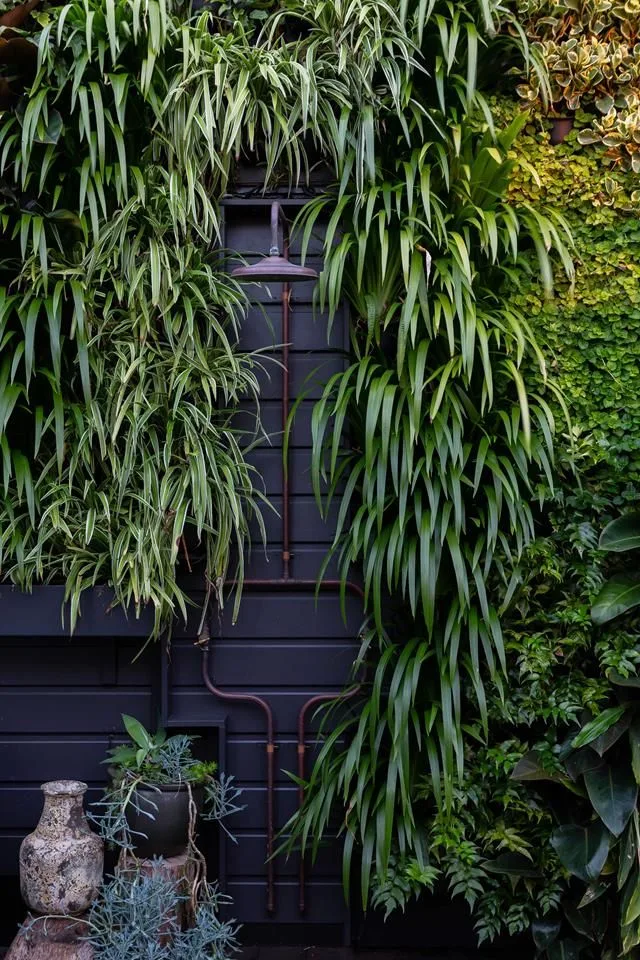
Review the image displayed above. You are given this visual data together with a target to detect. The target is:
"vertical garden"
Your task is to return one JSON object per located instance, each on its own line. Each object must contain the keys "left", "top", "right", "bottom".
{"left": 1, "top": 0, "right": 639, "bottom": 953}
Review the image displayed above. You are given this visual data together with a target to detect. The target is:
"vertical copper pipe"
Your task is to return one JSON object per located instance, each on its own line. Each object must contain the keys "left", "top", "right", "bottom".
{"left": 201, "top": 638, "right": 277, "bottom": 914}
{"left": 282, "top": 234, "right": 291, "bottom": 581}
{"left": 296, "top": 581, "right": 364, "bottom": 914}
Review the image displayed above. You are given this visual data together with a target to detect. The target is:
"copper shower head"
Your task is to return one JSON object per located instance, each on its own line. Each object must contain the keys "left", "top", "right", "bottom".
{"left": 230, "top": 201, "right": 318, "bottom": 284}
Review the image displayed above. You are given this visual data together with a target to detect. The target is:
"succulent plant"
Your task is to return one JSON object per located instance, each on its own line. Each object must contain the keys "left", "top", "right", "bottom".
{"left": 517, "top": 36, "right": 640, "bottom": 112}
{"left": 578, "top": 92, "right": 640, "bottom": 171}
{"left": 514, "top": 0, "right": 640, "bottom": 124}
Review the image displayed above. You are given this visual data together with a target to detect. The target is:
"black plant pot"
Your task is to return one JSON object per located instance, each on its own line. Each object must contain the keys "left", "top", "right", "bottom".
{"left": 126, "top": 783, "right": 203, "bottom": 859}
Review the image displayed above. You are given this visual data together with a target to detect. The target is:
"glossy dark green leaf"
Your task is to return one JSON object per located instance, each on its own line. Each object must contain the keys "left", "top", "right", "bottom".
{"left": 547, "top": 938, "right": 581, "bottom": 960}
{"left": 483, "top": 853, "right": 541, "bottom": 878}
{"left": 629, "top": 720, "right": 640, "bottom": 785}
{"left": 591, "top": 714, "right": 632, "bottom": 758}
{"left": 610, "top": 670, "right": 640, "bottom": 688}
{"left": 584, "top": 764, "right": 637, "bottom": 837}
{"left": 565, "top": 748, "right": 606, "bottom": 781}
{"left": 578, "top": 881, "right": 610, "bottom": 909}
{"left": 592, "top": 576, "right": 640, "bottom": 625}
{"left": 572, "top": 707, "right": 627, "bottom": 751}
{"left": 532, "top": 915, "right": 561, "bottom": 950}
{"left": 618, "top": 816, "right": 638, "bottom": 891}
{"left": 551, "top": 822, "right": 610, "bottom": 883}
{"left": 599, "top": 514, "right": 640, "bottom": 553}
{"left": 564, "top": 902, "right": 595, "bottom": 941}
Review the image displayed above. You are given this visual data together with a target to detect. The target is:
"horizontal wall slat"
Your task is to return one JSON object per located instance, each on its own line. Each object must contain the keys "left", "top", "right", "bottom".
{"left": 236, "top": 400, "right": 315, "bottom": 450}
{"left": 203, "top": 595, "right": 362, "bottom": 639}
{"left": 0, "top": 692, "right": 154, "bottom": 733}
{"left": 0, "top": 739, "right": 111, "bottom": 782}
{"left": 227, "top": 835, "right": 340, "bottom": 880}
{"left": 243, "top": 547, "right": 344, "bottom": 580}
{"left": 253, "top": 353, "right": 344, "bottom": 401}
{"left": 239, "top": 305, "right": 344, "bottom": 351}
{"left": 225, "top": 880, "right": 345, "bottom": 924}
{"left": 168, "top": 691, "right": 355, "bottom": 735}
{"left": 0, "top": 643, "right": 118, "bottom": 686}
{"left": 247, "top": 495, "right": 341, "bottom": 545}
{"left": 171, "top": 642, "right": 357, "bottom": 687}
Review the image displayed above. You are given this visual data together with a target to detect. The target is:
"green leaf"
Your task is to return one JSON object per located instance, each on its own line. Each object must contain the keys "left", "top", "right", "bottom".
{"left": 592, "top": 577, "right": 640, "bottom": 625}
{"left": 610, "top": 671, "right": 640, "bottom": 689}
{"left": 482, "top": 853, "right": 541, "bottom": 878}
{"left": 547, "top": 938, "right": 581, "bottom": 960}
{"left": 565, "top": 747, "right": 604, "bottom": 781}
{"left": 512, "top": 750, "right": 569, "bottom": 783}
{"left": 621, "top": 918, "right": 640, "bottom": 954}
{"left": 122, "top": 714, "right": 152, "bottom": 751}
{"left": 577, "top": 881, "right": 609, "bottom": 909}
{"left": 630, "top": 721, "right": 640, "bottom": 785}
{"left": 584, "top": 764, "right": 637, "bottom": 837}
{"left": 624, "top": 874, "right": 640, "bottom": 926}
{"left": 599, "top": 514, "right": 640, "bottom": 553}
{"left": 572, "top": 707, "right": 628, "bottom": 750}
{"left": 550, "top": 822, "right": 610, "bottom": 882}
{"left": 618, "top": 816, "right": 638, "bottom": 891}
{"left": 532, "top": 916, "right": 561, "bottom": 950}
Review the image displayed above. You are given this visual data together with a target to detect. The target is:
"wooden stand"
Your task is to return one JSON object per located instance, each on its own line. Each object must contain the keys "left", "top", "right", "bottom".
{"left": 5, "top": 915, "right": 93, "bottom": 960}
{"left": 120, "top": 849, "right": 191, "bottom": 933}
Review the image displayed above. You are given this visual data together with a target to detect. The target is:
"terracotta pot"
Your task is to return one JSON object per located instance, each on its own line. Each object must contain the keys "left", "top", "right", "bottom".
{"left": 550, "top": 116, "right": 574, "bottom": 145}
{"left": 20, "top": 780, "right": 104, "bottom": 916}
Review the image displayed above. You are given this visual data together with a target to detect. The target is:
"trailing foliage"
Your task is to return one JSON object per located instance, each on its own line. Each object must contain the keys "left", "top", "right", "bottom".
{"left": 281, "top": 0, "right": 576, "bottom": 911}
{"left": 0, "top": 0, "right": 281, "bottom": 634}
{"left": 82, "top": 869, "right": 239, "bottom": 959}
{"left": 351, "top": 106, "right": 640, "bottom": 944}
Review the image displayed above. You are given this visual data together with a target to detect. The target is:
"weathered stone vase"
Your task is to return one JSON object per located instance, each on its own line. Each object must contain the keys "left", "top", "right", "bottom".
{"left": 19, "top": 780, "right": 103, "bottom": 916}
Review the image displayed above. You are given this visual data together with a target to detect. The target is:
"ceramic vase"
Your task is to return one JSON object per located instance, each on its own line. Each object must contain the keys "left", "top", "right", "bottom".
{"left": 19, "top": 780, "right": 103, "bottom": 915}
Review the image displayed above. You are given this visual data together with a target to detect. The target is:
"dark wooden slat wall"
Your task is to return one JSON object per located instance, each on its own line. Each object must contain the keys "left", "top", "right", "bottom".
{"left": 0, "top": 204, "right": 362, "bottom": 945}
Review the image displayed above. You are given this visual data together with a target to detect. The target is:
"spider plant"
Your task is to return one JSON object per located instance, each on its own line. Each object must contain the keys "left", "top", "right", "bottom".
{"left": 0, "top": 0, "right": 272, "bottom": 635}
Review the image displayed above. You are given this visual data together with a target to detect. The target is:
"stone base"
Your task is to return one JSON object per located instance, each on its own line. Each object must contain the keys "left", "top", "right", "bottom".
{"left": 5, "top": 915, "right": 93, "bottom": 960}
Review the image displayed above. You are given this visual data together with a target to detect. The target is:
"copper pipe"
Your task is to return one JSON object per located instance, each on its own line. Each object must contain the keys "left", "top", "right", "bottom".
{"left": 282, "top": 234, "right": 291, "bottom": 581}
{"left": 201, "top": 635, "right": 277, "bottom": 914}
{"left": 295, "top": 580, "right": 364, "bottom": 914}
{"left": 200, "top": 577, "right": 361, "bottom": 918}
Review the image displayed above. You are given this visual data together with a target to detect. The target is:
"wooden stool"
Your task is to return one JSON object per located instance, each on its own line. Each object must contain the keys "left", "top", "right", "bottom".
{"left": 120, "top": 849, "right": 192, "bottom": 934}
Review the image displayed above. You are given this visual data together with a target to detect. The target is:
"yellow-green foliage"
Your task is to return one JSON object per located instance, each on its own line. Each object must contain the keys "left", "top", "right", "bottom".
{"left": 499, "top": 104, "right": 640, "bottom": 473}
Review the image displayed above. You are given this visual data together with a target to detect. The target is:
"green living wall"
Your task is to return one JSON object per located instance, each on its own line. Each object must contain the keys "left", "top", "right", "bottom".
{"left": 2, "top": 0, "right": 640, "bottom": 951}
{"left": 291, "top": 86, "right": 640, "bottom": 960}
{"left": 382, "top": 108, "right": 640, "bottom": 950}
{"left": 507, "top": 111, "right": 640, "bottom": 477}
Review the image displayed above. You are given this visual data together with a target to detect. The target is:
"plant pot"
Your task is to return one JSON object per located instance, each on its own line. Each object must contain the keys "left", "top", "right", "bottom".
{"left": 19, "top": 780, "right": 104, "bottom": 916}
{"left": 126, "top": 783, "right": 202, "bottom": 859}
{"left": 549, "top": 116, "right": 574, "bottom": 145}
